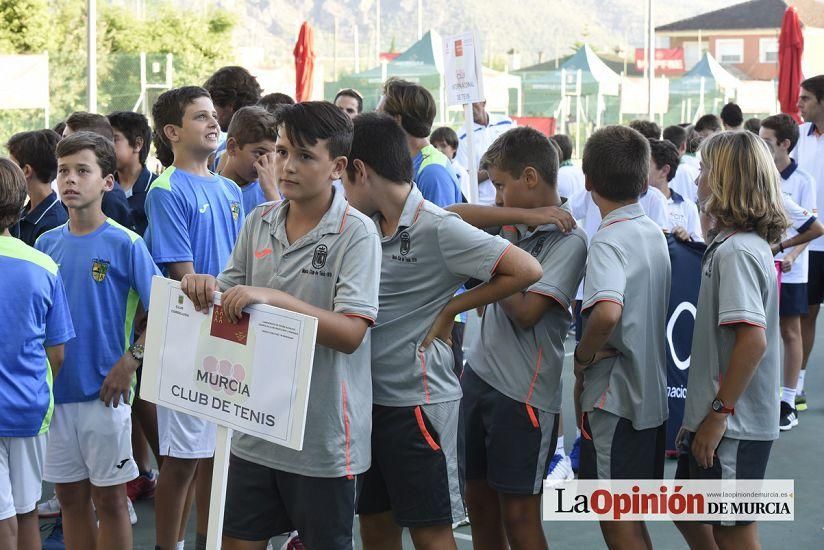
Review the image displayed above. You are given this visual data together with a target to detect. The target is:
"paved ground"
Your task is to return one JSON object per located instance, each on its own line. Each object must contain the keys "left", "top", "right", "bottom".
{"left": 40, "top": 328, "right": 824, "bottom": 549}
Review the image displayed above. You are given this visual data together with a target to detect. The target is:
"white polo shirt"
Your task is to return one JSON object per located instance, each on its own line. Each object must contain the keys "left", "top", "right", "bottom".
{"left": 791, "top": 123, "right": 824, "bottom": 251}
{"left": 455, "top": 115, "right": 515, "bottom": 205}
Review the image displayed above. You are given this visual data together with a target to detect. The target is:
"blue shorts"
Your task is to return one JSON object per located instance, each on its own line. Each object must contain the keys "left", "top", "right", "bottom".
{"left": 780, "top": 283, "right": 808, "bottom": 317}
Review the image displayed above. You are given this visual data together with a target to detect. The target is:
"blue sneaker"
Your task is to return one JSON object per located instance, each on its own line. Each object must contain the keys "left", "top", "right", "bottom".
{"left": 41, "top": 516, "right": 65, "bottom": 550}
{"left": 569, "top": 436, "right": 581, "bottom": 473}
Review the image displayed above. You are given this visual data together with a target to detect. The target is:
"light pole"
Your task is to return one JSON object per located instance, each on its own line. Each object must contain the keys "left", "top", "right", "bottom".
{"left": 647, "top": 0, "right": 655, "bottom": 119}
{"left": 87, "top": 0, "right": 97, "bottom": 112}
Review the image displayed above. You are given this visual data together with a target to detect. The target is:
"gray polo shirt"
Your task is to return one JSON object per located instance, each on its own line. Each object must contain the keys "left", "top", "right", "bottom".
{"left": 371, "top": 184, "right": 511, "bottom": 407}
{"left": 682, "top": 230, "right": 780, "bottom": 441}
{"left": 466, "top": 203, "right": 588, "bottom": 413}
{"left": 580, "top": 203, "right": 671, "bottom": 430}
{"left": 216, "top": 189, "right": 381, "bottom": 478}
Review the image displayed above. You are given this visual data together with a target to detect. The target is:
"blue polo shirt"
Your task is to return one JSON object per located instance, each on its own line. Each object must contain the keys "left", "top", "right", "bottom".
{"left": 144, "top": 166, "right": 244, "bottom": 276}
{"left": 103, "top": 183, "right": 137, "bottom": 232}
{"left": 240, "top": 180, "right": 269, "bottom": 214}
{"left": 35, "top": 219, "right": 159, "bottom": 404}
{"left": 0, "top": 236, "right": 75, "bottom": 436}
{"left": 412, "top": 145, "right": 463, "bottom": 208}
{"left": 118, "top": 166, "right": 156, "bottom": 236}
{"left": 10, "top": 191, "right": 68, "bottom": 247}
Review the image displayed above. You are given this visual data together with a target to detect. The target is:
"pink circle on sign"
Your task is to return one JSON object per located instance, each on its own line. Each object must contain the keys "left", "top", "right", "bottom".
{"left": 234, "top": 364, "right": 246, "bottom": 382}
{"left": 219, "top": 360, "right": 232, "bottom": 377}
{"left": 203, "top": 356, "right": 218, "bottom": 373}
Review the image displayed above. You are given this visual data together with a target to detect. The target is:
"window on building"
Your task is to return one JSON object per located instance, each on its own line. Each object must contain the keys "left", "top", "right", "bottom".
{"left": 760, "top": 37, "right": 779, "bottom": 63}
{"left": 683, "top": 41, "right": 709, "bottom": 68}
{"left": 715, "top": 39, "right": 744, "bottom": 64}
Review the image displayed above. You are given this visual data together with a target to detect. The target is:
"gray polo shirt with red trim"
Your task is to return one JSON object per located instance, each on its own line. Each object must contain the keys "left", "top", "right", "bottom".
{"left": 683, "top": 229, "right": 780, "bottom": 441}
{"left": 466, "top": 200, "right": 588, "bottom": 413}
{"left": 580, "top": 202, "right": 671, "bottom": 430}
{"left": 370, "top": 184, "right": 511, "bottom": 407}
{"left": 217, "top": 188, "right": 381, "bottom": 477}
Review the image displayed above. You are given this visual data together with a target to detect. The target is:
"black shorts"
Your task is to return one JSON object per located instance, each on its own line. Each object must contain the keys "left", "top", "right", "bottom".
{"left": 807, "top": 251, "right": 824, "bottom": 305}
{"left": 357, "top": 401, "right": 464, "bottom": 527}
{"left": 579, "top": 409, "right": 665, "bottom": 480}
{"left": 675, "top": 432, "right": 772, "bottom": 526}
{"left": 222, "top": 454, "right": 356, "bottom": 548}
{"left": 780, "top": 283, "right": 809, "bottom": 317}
{"left": 462, "top": 365, "right": 558, "bottom": 495}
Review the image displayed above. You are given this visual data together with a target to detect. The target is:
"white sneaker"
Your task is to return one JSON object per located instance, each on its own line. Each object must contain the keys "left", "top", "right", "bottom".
{"left": 545, "top": 454, "right": 574, "bottom": 486}
{"left": 127, "top": 498, "right": 137, "bottom": 525}
{"left": 38, "top": 495, "right": 62, "bottom": 518}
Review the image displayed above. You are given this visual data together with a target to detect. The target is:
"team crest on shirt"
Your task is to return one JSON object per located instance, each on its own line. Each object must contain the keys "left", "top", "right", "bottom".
{"left": 312, "top": 244, "right": 328, "bottom": 269}
{"left": 399, "top": 231, "right": 411, "bottom": 256}
{"left": 91, "top": 259, "right": 110, "bottom": 283}
{"left": 230, "top": 201, "right": 241, "bottom": 221}
{"left": 531, "top": 236, "right": 547, "bottom": 257}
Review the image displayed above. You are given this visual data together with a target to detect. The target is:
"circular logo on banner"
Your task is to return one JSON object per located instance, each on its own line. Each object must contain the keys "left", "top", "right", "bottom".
{"left": 666, "top": 301, "right": 696, "bottom": 371}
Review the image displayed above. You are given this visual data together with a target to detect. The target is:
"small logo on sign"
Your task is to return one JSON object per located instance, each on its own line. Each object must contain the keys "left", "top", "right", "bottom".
{"left": 400, "top": 232, "right": 411, "bottom": 256}
{"left": 312, "top": 244, "right": 328, "bottom": 269}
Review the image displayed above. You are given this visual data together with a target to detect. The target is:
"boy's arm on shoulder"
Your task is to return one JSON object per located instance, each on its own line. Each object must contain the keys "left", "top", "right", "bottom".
{"left": 446, "top": 204, "right": 576, "bottom": 233}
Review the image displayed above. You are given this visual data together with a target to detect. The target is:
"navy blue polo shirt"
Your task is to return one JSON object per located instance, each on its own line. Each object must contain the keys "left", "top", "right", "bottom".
{"left": 10, "top": 191, "right": 68, "bottom": 247}
{"left": 102, "top": 182, "right": 137, "bottom": 232}
{"left": 117, "top": 166, "right": 156, "bottom": 236}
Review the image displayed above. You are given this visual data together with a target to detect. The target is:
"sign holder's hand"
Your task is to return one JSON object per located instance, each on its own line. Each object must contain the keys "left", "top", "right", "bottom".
{"left": 221, "top": 285, "right": 271, "bottom": 324}
{"left": 181, "top": 274, "right": 218, "bottom": 313}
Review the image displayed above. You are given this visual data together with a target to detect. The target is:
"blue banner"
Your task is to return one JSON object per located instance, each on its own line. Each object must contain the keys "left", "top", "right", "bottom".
{"left": 665, "top": 236, "right": 706, "bottom": 454}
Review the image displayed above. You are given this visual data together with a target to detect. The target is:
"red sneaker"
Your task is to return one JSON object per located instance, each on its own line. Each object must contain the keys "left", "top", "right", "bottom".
{"left": 126, "top": 470, "right": 157, "bottom": 502}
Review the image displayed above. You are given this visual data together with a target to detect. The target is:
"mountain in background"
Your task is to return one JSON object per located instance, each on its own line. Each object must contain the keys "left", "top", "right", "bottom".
{"left": 230, "top": 0, "right": 742, "bottom": 70}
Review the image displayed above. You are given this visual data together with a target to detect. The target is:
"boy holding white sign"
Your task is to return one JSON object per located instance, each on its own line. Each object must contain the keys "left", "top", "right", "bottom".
{"left": 145, "top": 86, "right": 245, "bottom": 550}
{"left": 181, "top": 101, "right": 380, "bottom": 549}
{"left": 35, "top": 132, "right": 159, "bottom": 549}
{"left": 342, "top": 113, "right": 545, "bottom": 549}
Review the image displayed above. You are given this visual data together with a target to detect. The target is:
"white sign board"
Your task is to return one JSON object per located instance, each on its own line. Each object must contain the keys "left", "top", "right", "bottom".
{"left": 0, "top": 55, "right": 49, "bottom": 110}
{"left": 443, "top": 32, "right": 485, "bottom": 107}
{"left": 142, "top": 276, "right": 317, "bottom": 451}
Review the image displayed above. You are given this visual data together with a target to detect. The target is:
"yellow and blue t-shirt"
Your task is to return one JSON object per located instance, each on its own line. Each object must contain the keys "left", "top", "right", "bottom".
{"left": 35, "top": 220, "right": 159, "bottom": 404}
{"left": 0, "top": 236, "right": 74, "bottom": 436}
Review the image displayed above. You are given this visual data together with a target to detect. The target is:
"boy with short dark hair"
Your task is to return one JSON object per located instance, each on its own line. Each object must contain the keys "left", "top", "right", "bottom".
{"left": 448, "top": 126, "right": 587, "bottom": 548}
{"left": 761, "top": 113, "right": 817, "bottom": 429}
{"left": 0, "top": 157, "right": 74, "bottom": 550}
{"left": 551, "top": 133, "right": 585, "bottom": 199}
{"left": 220, "top": 105, "right": 280, "bottom": 213}
{"left": 146, "top": 86, "right": 246, "bottom": 550}
{"left": 181, "top": 101, "right": 380, "bottom": 549}
{"left": 343, "top": 114, "right": 543, "bottom": 549}
{"left": 378, "top": 78, "right": 462, "bottom": 207}
{"left": 107, "top": 111, "right": 155, "bottom": 236}
{"left": 35, "top": 132, "right": 159, "bottom": 550}
{"left": 258, "top": 92, "right": 295, "bottom": 113}
{"left": 431, "top": 125, "right": 471, "bottom": 200}
{"left": 720, "top": 102, "right": 744, "bottom": 130}
{"left": 574, "top": 125, "right": 671, "bottom": 549}
{"left": 63, "top": 112, "right": 135, "bottom": 230}
{"left": 6, "top": 129, "right": 67, "bottom": 246}
{"left": 648, "top": 138, "right": 703, "bottom": 242}
{"left": 628, "top": 119, "right": 661, "bottom": 140}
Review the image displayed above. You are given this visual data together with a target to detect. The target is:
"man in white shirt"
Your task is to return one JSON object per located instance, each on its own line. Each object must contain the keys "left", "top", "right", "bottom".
{"left": 455, "top": 101, "right": 515, "bottom": 205}
{"left": 648, "top": 139, "right": 703, "bottom": 242}
{"left": 664, "top": 125, "right": 701, "bottom": 204}
{"left": 793, "top": 75, "right": 824, "bottom": 412}
{"left": 551, "top": 133, "right": 585, "bottom": 200}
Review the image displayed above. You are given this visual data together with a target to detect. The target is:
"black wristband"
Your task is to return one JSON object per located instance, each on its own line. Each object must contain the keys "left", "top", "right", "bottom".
{"left": 779, "top": 242, "right": 785, "bottom": 253}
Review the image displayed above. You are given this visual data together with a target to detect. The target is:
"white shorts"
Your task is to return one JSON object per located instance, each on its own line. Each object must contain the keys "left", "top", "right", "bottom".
{"left": 157, "top": 406, "right": 216, "bottom": 459}
{"left": 43, "top": 401, "right": 138, "bottom": 487}
{"left": 0, "top": 434, "right": 47, "bottom": 520}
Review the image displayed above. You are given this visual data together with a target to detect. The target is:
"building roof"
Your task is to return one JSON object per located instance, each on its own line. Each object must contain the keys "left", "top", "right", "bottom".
{"left": 656, "top": 0, "right": 824, "bottom": 32}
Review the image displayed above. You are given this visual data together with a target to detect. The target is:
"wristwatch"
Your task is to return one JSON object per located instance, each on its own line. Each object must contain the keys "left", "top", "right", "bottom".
{"left": 711, "top": 397, "right": 734, "bottom": 415}
{"left": 128, "top": 343, "right": 145, "bottom": 363}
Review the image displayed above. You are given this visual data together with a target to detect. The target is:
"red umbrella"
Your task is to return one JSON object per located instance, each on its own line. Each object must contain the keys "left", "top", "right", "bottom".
{"left": 294, "top": 22, "right": 315, "bottom": 102}
{"left": 778, "top": 6, "right": 804, "bottom": 123}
